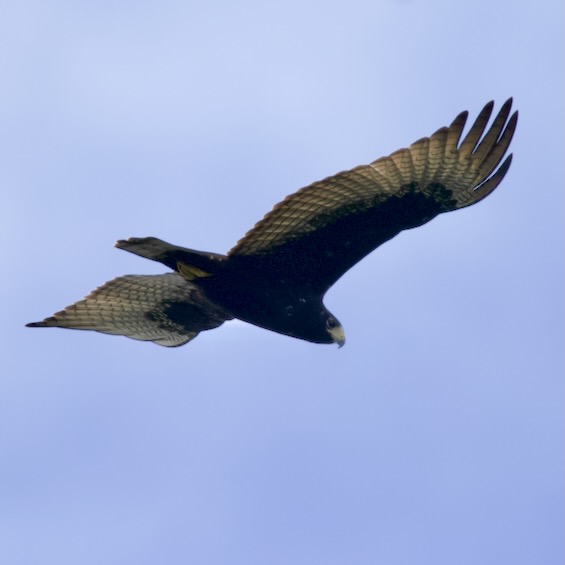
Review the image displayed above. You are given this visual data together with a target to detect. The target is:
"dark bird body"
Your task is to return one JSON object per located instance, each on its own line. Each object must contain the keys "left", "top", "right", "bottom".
{"left": 27, "top": 100, "right": 518, "bottom": 347}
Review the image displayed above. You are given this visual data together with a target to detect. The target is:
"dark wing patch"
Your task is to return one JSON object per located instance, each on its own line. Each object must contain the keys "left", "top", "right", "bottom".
{"left": 228, "top": 185, "right": 454, "bottom": 292}
{"left": 228, "top": 100, "right": 517, "bottom": 279}
{"left": 26, "top": 273, "right": 232, "bottom": 347}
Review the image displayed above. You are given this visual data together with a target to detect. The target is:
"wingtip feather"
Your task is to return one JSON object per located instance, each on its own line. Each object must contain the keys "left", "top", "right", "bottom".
{"left": 458, "top": 100, "right": 495, "bottom": 157}
{"left": 469, "top": 153, "right": 513, "bottom": 204}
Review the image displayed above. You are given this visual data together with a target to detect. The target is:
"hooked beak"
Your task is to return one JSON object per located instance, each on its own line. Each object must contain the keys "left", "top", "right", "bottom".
{"left": 329, "top": 324, "right": 346, "bottom": 348}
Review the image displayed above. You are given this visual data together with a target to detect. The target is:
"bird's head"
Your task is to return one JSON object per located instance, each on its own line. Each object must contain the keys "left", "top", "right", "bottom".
{"left": 279, "top": 302, "right": 345, "bottom": 347}
{"left": 324, "top": 313, "right": 346, "bottom": 347}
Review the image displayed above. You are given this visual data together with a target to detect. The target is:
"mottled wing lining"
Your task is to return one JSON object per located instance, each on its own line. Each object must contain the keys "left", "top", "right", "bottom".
{"left": 229, "top": 99, "right": 517, "bottom": 256}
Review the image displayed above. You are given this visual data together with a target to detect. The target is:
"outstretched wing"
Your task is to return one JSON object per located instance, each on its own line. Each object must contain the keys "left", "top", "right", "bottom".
{"left": 228, "top": 99, "right": 517, "bottom": 293}
{"left": 26, "top": 273, "right": 232, "bottom": 347}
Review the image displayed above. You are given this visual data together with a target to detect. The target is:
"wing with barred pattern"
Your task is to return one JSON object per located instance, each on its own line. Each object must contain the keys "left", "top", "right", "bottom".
{"left": 228, "top": 100, "right": 517, "bottom": 292}
{"left": 26, "top": 273, "right": 232, "bottom": 347}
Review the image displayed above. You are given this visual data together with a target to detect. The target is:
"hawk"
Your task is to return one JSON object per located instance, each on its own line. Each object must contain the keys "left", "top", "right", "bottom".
{"left": 27, "top": 99, "right": 518, "bottom": 347}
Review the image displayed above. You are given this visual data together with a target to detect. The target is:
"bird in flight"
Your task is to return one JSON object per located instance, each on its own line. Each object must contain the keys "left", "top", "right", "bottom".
{"left": 27, "top": 99, "right": 517, "bottom": 348}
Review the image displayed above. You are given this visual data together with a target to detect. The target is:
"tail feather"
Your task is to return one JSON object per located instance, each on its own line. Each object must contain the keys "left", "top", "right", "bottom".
{"left": 115, "top": 237, "right": 227, "bottom": 274}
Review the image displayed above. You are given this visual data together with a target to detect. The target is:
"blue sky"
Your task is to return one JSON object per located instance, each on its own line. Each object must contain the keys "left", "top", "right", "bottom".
{"left": 1, "top": 1, "right": 563, "bottom": 564}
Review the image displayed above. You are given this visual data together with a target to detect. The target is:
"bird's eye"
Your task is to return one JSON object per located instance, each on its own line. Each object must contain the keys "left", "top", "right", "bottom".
{"left": 326, "top": 318, "right": 337, "bottom": 329}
